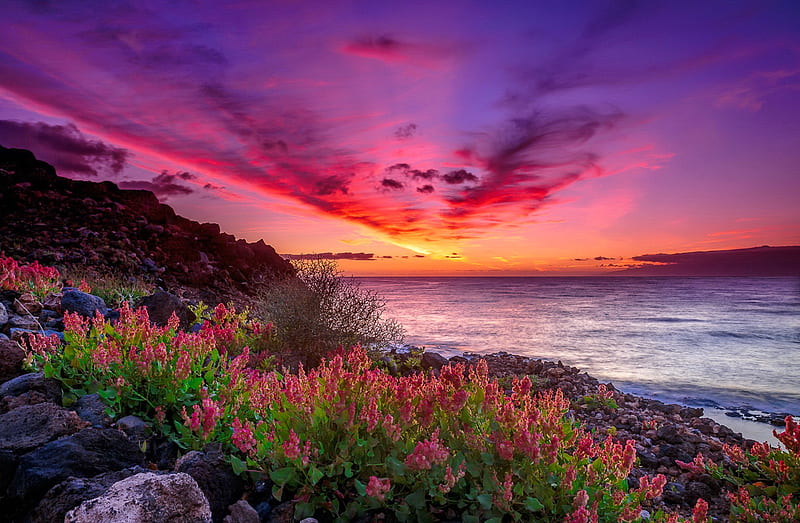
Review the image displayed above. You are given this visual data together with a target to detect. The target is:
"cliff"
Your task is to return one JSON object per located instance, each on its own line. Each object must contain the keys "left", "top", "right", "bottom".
{"left": 0, "top": 145, "right": 293, "bottom": 304}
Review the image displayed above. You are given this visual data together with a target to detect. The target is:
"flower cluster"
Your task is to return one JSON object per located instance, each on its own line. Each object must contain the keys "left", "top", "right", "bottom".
{"left": 0, "top": 256, "right": 61, "bottom": 297}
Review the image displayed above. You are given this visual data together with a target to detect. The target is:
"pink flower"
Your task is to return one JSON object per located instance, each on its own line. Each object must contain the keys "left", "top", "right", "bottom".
{"left": 774, "top": 415, "right": 800, "bottom": 454}
{"left": 365, "top": 476, "right": 391, "bottom": 502}
{"left": 283, "top": 429, "right": 302, "bottom": 459}
{"left": 692, "top": 498, "right": 708, "bottom": 523}
{"left": 232, "top": 417, "right": 257, "bottom": 456}
{"left": 405, "top": 429, "right": 450, "bottom": 470}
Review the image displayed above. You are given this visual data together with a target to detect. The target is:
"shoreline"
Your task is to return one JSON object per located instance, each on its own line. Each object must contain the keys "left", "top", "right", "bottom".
{"left": 410, "top": 344, "right": 787, "bottom": 446}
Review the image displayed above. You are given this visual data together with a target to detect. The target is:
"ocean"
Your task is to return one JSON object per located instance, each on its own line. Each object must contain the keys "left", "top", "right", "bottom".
{"left": 359, "top": 277, "right": 800, "bottom": 419}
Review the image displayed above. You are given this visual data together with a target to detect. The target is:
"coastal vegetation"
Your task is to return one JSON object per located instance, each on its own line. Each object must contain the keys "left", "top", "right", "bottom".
{"left": 2, "top": 255, "right": 799, "bottom": 522}
{"left": 253, "top": 257, "right": 404, "bottom": 367}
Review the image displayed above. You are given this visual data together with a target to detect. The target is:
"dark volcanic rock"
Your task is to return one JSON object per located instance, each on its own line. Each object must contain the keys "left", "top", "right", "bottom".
{"left": 0, "top": 403, "right": 87, "bottom": 453}
{"left": 0, "top": 372, "right": 61, "bottom": 407}
{"left": 8, "top": 427, "right": 145, "bottom": 507}
{"left": 421, "top": 351, "right": 449, "bottom": 371}
{"left": 176, "top": 448, "right": 244, "bottom": 522}
{"left": 0, "top": 339, "right": 25, "bottom": 384}
{"left": 61, "top": 290, "right": 108, "bottom": 318}
{"left": 74, "top": 393, "right": 112, "bottom": 428}
{"left": 135, "top": 291, "right": 195, "bottom": 329}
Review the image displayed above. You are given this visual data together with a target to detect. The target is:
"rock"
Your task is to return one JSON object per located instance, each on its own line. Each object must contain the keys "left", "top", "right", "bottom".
{"left": 30, "top": 466, "right": 149, "bottom": 523}
{"left": 224, "top": 500, "right": 260, "bottom": 523}
{"left": 9, "top": 427, "right": 145, "bottom": 506}
{"left": 0, "top": 301, "right": 8, "bottom": 325}
{"left": 176, "top": 448, "right": 243, "bottom": 522}
{"left": 0, "top": 371, "right": 61, "bottom": 404}
{"left": 8, "top": 313, "right": 40, "bottom": 330}
{"left": 116, "top": 415, "right": 149, "bottom": 441}
{"left": 13, "top": 293, "right": 42, "bottom": 315}
{"left": 61, "top": 290, "right": 108, "bottom": 318}
{"left": 686, "top": 480, "right": 715, "bottom": 505}
{"left": 656, "top": 424, "right": 683, "bottom": 444}
{"left": 0, "top": 339, "right": 25, "bottom": 384}
{"left": 74, "top": 393, "right": 112, "bottom": 428}
{"left": 421, "top": 351, "right": 449, "bottom": 371}
{"left": 0, "top": 403, "right": 87, "bottom": 453}
{"left": 64, "top": 472, "right": 212, "bottom": 523}
{"left": 135, "top": 291, "right": 195, "bottom": 329}
{"left": 0, "top": 448, "right": 17, "bottom": 495}
{"left": 265, "top": 501, "right": 295, "bottom": 523}
{"left": 662, "top": 482, "right": 686, "bottom": 504}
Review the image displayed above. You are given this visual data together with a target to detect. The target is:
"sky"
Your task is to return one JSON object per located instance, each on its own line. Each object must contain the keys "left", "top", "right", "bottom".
{"left": 1, "top": 0, "right": 798, "bottom": 275}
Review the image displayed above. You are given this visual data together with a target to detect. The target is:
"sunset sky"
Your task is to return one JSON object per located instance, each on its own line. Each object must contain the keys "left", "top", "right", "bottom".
{"left": 1, "top": 0, "right": 798, "bottom": 275}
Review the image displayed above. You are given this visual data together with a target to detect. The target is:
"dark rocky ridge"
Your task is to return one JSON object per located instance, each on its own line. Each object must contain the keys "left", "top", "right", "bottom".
{"left": 0, "top": 145, "right": 293, "bottom": 304}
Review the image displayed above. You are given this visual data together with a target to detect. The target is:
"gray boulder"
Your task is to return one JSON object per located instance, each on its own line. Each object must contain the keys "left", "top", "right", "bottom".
{"left": 64, "top": 472, "right": 212, "bottom": 523}
{"left": 30, "top": 466, "right": 150, "bottom": 523}
{"left": 62, "top": 290, "right": 107, "bottom": 318}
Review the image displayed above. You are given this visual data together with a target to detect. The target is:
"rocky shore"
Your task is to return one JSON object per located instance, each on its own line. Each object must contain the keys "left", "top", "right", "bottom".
{"left": 1, "top": 286, "right": 773, "bottom": 522}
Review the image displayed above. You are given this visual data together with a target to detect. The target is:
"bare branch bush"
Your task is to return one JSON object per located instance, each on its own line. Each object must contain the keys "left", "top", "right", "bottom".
{"left": 253, "top": 257, "right": 404, "bottom": 366}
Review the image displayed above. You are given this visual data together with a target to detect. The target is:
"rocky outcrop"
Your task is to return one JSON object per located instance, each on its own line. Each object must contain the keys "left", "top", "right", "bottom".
{"left": 64, "top": 472, "right": 212, "bottom": 523}
{"left": 0, "top": 145, "right": 294, "bottom": 305}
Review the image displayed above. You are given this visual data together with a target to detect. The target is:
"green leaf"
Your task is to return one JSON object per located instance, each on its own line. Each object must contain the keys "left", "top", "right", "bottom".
{"left": 480, "top": 452, "right": 495, "bottom": 465}
{"left": 477, "top": 493, "right": 493, "bottom": 510}
{"left": 462, "top": 516, "right": 479, "bottom": 523}
{"left": 354, "top": 478, "right": 366, "bottom": 496}
{"left": 386, "top": 456, "right": 406, "bottom": 476}
{"left": 405, "top": 489, "right": 426, "bottom": 510}
{"left": 524, "top": 497, "right": 544, "bottom": 512}
{"left": 294, "top": 502, "right": 314, "bottom": 519}
{"left": 269, "top": 467, "right": 295, "bottom": 486}
{"left": 343, "top": 461, "right": 354, "bottom": 478}
{"left": 485, "top": 519, "right": 502, "bottom": 523}
{"left": 230, "top": 456, "right": 247, "bottom": 476}
{"left": 309, "top": 466, "right": 324, "bottom": 485}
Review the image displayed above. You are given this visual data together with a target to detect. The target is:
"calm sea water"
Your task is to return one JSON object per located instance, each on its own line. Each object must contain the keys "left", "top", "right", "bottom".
{"left": 359, "top": 277, "right": 800, "bottom": 416}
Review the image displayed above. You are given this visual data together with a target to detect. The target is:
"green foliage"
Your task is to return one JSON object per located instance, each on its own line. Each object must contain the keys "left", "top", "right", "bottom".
{"left": 62, "top": 268, "right": 155, "bottom": 308}
{"left": 252, "top": 257, "right": 404, "bottom": 366}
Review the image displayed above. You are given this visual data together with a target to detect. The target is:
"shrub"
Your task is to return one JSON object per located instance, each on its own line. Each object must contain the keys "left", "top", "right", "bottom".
{"left": 253, "top": 258, "right": 404, "bottom": 366}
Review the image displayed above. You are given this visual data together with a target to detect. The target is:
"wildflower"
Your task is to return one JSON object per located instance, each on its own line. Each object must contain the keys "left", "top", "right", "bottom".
{"left": 774, "top": 415, "right": 800, "bottom": 454}
{"left": 438, "top": 462, "right": 466, "bottom": 494}
{"left": 692, "top": 498, "right": 708, "bottom": 523}
{"left": 722, "top": 443, "right": 746, "bottom": 463}
{"left": 232, "top": 417, "right": 257, "bottom": 456}
{"left": 501, "top": 472, "right": 514, "bottom": 502}
{"left": 365, "top": 476, "right": 391, "bottom": 502}
{"left": 405, "top": 429, "right": 450, "bottom": 470}
{"left": 676, "top": 453, "right": 707, "bottom": 475}
{"left": 283, "top": 429, "right": 302, "bottom": 459}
